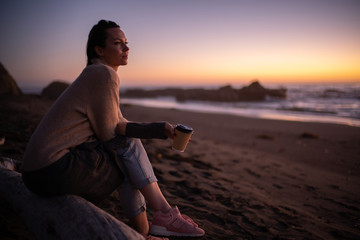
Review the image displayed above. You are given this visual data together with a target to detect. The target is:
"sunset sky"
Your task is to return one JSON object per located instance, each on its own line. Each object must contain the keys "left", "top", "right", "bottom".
{"left": 1, "top": 0, "right": 359, "bottom": 89}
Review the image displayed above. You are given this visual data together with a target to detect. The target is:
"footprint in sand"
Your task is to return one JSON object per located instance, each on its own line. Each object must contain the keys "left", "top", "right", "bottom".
{"left": 273, "top": 184, "right": 283, "bottom": 189}
{"left": 244, "top": 168, "right": 262, "bottom": 178}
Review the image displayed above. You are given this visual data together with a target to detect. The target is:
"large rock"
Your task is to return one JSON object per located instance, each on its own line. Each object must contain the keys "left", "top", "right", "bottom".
{"left": 237, "top": 81, "right": 287, "bottom": 101}
{"left": 123, "top": 81, "right": 287, "bottom": 102}
{"left": 0, "top": 157, "right": 144, "bottom": 240}
{"left": 41, "top": 81, "right": 70, "bottom": 99}
{"left": 0, "top": 62, "right": 22, "bottom": 96}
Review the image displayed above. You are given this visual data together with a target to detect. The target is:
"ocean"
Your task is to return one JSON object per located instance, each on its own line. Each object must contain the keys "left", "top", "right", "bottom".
{"left": 119, "top": 83, "right": 360, "bottom": 127}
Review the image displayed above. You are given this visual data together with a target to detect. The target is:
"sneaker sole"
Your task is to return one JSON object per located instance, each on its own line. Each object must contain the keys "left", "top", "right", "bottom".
{"left": 149, "top": 225, "right": 205, "bottom": 237}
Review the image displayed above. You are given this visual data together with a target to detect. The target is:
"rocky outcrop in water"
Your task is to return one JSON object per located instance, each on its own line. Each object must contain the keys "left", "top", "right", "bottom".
{"left": 41, "top": 81, "right": 70, "bottom": 99}
{"left": 123, "top": 81, "right": 287, "bottom": 102}
{"left": 0, "top": 62, "right": 22, "bottom": 96}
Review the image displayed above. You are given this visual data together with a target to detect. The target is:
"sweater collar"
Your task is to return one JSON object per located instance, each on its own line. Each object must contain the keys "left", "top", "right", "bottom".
{"left": 91, "top": 59, "right": 118, "bottom": 72}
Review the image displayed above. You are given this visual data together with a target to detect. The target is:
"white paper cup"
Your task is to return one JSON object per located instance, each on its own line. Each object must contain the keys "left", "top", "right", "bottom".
{"left": 172, "top": 124, "right": 193, "bottom": 152}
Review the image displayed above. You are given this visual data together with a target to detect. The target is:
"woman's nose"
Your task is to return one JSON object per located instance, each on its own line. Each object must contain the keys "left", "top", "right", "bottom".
{"left": 123, "top": 44, "right": 129, "bottom": 52}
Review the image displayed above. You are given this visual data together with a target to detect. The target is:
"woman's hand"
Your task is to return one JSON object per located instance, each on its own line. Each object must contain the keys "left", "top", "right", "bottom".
{"left": 164, "top": 122, "right": 175, "bottom": 139}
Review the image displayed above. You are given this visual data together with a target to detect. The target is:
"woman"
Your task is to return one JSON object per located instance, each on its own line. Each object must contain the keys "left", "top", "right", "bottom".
{"left": 21, "top": 20, "right": 205, "bottom": 239}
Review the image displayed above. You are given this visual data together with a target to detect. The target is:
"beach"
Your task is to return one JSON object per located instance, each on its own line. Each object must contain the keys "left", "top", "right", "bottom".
{"left": 1, "top": 94, "right": 360, "bottom": 240}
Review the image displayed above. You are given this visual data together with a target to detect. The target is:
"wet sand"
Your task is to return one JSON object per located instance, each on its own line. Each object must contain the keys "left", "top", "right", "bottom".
{"left": 1, "top": 95, "right": 360, "bottom": 239}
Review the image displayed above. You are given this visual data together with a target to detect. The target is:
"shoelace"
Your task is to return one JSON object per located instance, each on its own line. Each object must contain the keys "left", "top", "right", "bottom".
{"left": 181, "top": 214, "right": 199, "bottom": 228}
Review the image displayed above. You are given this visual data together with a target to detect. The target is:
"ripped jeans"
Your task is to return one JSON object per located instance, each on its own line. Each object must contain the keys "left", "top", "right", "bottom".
{"left": 115, "top": 137, "right": 157, "bottom": 217}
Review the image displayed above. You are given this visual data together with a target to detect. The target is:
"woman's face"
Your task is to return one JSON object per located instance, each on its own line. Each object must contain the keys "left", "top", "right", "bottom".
{"left": 96, "top": 28, "right": 129, "bottom": 70}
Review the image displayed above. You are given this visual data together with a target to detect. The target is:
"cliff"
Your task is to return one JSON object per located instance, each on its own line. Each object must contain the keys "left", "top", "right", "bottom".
{"left": 0, "top": 62, "right": 22, "bottom": 96}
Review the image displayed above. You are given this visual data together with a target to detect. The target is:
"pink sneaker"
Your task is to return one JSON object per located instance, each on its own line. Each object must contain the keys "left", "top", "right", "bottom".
{"left": 149, "top": 206, "right": 205, "bottom": 237}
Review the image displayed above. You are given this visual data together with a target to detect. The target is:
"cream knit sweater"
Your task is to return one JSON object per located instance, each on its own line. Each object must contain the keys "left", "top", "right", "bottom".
{"left": 22, "top": 63, "right": 123, "bottom": 171}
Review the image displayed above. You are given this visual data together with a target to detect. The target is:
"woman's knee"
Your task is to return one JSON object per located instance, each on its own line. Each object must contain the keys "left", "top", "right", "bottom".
{"left": 116, "top": 185, "right": 147, "bottom": 218}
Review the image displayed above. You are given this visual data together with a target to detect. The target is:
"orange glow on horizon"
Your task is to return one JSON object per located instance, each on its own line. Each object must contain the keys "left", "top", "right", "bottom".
{"left": 120, "top": 54, "right": 360, "bottom": 86}
{"left": 119, "top": 38, "right": 360, "bottom": 86}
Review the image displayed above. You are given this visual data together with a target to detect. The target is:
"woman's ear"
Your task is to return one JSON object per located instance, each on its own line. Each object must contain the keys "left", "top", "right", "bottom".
{"left": 94, "top": 46, "right": 104, "bottom": 57}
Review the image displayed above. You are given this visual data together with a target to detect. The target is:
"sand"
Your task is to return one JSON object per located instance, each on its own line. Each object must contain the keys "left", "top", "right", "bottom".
{"left": 1, "top": 94, "right": 360, "bottom": 240}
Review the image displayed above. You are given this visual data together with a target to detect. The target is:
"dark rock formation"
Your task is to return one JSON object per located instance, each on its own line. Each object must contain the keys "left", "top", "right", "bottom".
{"left": 123, "top": 81, "right": 287, "bottom": 102}
{"left": 41, "top": 81, "right": 70, "bottom": 99}
{"left": 237, "top": 81, "right": 287, "bottom": 101}
{"left": 0, "top": 62, "right": 22, "bottom": 96}
{"left": 0, "top": 157, "right": 144, "bottom": 240}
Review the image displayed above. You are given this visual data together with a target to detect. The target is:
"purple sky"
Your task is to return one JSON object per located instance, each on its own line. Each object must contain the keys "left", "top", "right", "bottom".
{"left": 1, "top": 0, "right": 359, "bottom": 88}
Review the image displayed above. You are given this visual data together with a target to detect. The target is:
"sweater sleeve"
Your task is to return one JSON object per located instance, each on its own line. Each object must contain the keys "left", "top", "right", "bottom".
{"left": 86, "top": 66, "right": 120, "bottom": 142}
